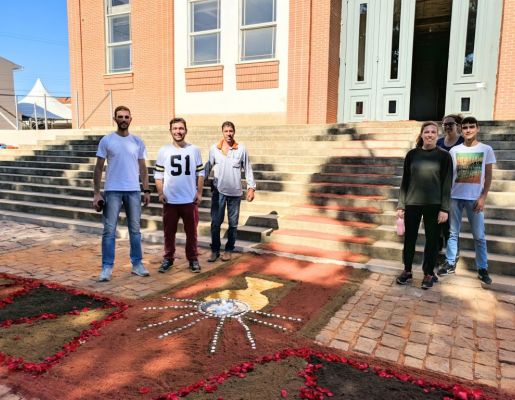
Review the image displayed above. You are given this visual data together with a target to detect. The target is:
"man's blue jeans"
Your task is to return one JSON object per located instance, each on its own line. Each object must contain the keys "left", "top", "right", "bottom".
{"left": 102, "top": 191, "right": 143, "bottom": 268}
{"left": 210, "top": 189, "right": 241, "bottom": 254}
{"left": 446, "top": 198, "right": 488, "bottom": 269}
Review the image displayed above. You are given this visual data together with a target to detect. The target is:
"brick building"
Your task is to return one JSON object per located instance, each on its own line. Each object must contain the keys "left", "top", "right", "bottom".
{"left": 67, "top": 0, "right": 514, "bottom": 127}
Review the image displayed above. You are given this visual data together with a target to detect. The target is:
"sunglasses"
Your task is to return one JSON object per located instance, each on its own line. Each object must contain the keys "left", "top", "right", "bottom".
{"left": 442, "top": 122, "right": 457, "bottom": 127}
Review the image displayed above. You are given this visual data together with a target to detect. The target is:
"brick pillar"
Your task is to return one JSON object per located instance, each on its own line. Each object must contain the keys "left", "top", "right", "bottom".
{"left": 287, "top": 0, "right": 342, "bottom": 124}
{"left": 494, "top": 0, "right": 515, "bottom": 120}
{"left": 67, "top": 0, "right": 84, "bottom": 128}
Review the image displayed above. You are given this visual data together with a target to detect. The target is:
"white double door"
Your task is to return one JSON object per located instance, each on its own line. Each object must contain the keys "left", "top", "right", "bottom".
{"left": 339, "top": 0, "right": 416, "bottom": 122}
{"left": 445, "top": 0, "right": 502, "bottom": 120}
{"left": 339, "top": 0, "right": 503, "bottom": 122}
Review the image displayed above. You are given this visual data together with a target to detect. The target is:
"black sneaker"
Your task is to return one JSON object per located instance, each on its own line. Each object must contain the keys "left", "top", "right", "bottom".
{"left": 437, "top": 261, "right": 456, "bottom": 276}
{"left": 478, "top": 269, "right": 492, "bottom": 285}
{"left": 421, "top": 275, "right": 434, "bottom": 290}
{"left": 158, "top": 258, "right": 173, "bottom": 273}
{"left": 396, "top": 271, "right": 413, "bottom": 285}
{"left": 189, "top": 260, "right": 201, "bottom": 273}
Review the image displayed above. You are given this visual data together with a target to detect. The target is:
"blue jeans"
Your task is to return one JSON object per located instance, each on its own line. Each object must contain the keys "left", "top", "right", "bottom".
{"left": 102, "top": 191, "right": 143, "bottom": 269}
{"left": 210, "top": 189, "right": 241, "bottom": 253}
{"left": 446, "top": 199, "right": 488, "bottom": 269}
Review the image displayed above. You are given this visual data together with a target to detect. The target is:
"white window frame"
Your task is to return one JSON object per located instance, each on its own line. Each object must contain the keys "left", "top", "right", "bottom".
{"left": 105, "top": 0, "right": 132, "bottom": 74}
{"left": 188, "top": 0, "right": 221, "bottom": 67}
{"left": 239, "top": 0, "right": 277, "bottom": 62}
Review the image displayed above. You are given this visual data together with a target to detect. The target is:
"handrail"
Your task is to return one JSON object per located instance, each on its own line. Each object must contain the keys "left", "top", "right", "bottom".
{"left": 79, "top": 90, "right": 112, "bottom": 128}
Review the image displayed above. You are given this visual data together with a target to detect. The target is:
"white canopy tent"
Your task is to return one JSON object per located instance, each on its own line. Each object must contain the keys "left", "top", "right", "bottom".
{"left": 17, "top": 78, "right": 71, "bottom": 120}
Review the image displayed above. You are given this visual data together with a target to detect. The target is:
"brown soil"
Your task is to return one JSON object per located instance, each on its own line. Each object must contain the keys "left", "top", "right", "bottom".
{"left": 312, "top": 355, "right": 451, "bottom": 400}
{"left": 0, "top": 286, "right": 107, "bottom": 322}
{"left": 186, "top": 356, "right": 307, "bottom": 400}
{"left": 0, "top": 309, "right": 114, "bottom": 362}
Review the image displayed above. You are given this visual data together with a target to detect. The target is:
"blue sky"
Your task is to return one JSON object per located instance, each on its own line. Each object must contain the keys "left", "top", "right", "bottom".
{"left": 0, "top": 0, "right": 70, "bottom": 96}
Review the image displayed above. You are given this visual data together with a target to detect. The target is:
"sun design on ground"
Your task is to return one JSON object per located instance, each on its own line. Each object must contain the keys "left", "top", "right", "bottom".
{"left": 136, "top": 277, "right": 302, "bottom": 353}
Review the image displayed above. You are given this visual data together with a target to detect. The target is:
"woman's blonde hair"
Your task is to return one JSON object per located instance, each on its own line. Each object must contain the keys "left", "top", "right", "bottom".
{"left": 416, "top": 121, "right": 439, "bottom": 148}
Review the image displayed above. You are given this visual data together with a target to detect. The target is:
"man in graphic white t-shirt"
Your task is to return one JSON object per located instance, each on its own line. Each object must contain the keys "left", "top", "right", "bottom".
{"left": 154, "top": 118, "right": 205, "bottom": 273}
{"left": 438, "top": 116, "right": 496, "bottom": 285}
{"left": 93, "top": 106, "right": 151, "bottom": 282}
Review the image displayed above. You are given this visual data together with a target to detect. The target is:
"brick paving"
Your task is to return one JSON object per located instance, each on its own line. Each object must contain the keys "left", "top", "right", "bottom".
{"left": 0, "top": 221, "right": 236, "bottom": 300}
{"left": 0, "top": 221, "right": 514, "bottom": 397}
{"left": 315, "top": 271, "right": 515, "bottom": 394}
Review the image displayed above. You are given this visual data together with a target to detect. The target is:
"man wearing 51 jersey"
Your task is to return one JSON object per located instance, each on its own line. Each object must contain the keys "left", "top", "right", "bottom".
{"left": 154, "top": 118, "right": 205, "bottom": 273}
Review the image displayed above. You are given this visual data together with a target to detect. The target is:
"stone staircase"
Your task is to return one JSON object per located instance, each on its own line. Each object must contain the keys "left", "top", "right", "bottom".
{"left": 0, "top": 122, "right": 513, "bottom": 279}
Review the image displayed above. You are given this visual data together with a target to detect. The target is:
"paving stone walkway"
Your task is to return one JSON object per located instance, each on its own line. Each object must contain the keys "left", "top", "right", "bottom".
{"left": 0, "top": 221, "right": 514, "bottom": 398}
{"left": 0, "top": 221, "right": 236, "bottom": 300}
{"left": 315, "top": 271, "right": 515, "bottom": 394}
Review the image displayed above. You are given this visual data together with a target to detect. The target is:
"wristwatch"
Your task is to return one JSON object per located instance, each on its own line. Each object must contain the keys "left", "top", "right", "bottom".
{"left": 143, "top": 189, "right": 151, "bottom": 194}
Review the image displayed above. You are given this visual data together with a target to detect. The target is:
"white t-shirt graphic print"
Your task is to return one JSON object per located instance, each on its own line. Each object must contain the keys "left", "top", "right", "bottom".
{"left": 450, "top": 143, "right": 496, "bottom": 201}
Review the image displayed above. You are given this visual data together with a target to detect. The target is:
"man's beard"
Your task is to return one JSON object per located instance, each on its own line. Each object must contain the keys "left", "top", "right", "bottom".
{"left": 116, "top": 121, "right": 129, "bottom": 130}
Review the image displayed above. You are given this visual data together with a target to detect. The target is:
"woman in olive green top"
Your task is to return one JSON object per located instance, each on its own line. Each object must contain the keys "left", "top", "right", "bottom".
{"left": 396, "top": 121, "right": 452, "bottom": 289}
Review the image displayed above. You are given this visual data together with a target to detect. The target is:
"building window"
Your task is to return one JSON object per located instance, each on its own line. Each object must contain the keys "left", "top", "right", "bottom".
{"left": 240, "top": 0, "right": 276, "bottom": 62}
{"left": 105, "top": 0, "right": 131, "bottom": 73}
{"left": 356, "top": 3, "right": 367, "bottom": 82}
{"left": 463, "top": 0, "right": 478, "bottom": 75}
{"left": 189, "top": 0, "right": 221, "bottom": 66}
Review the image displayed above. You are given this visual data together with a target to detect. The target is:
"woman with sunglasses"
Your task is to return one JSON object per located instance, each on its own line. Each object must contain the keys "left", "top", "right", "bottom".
{"left": 436, "top": 114, "right": 464, "bottom": 272}
{"left": 437, "top": 114, "right": 464, "bottom": 151}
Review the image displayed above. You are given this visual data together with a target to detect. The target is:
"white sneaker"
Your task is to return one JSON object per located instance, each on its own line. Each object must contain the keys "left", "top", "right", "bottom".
{"left": 99, "top": 267, "right": 112, "bottom": 282}
{"left": 131, "top": 264, "right": 150, "bottom": 277}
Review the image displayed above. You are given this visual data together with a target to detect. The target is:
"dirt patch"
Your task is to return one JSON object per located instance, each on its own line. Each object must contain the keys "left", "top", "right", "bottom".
{"left": 187, "top": 356, "right": 306, "bottom": 399}
{"left": 0, "top": 308, "right": 114, "bottom": 362}
{"left": 311, "top": 355, "right": 451, "bottom": 400}
{"left": 0, "top": 286, "right": 107, "bottom": 322}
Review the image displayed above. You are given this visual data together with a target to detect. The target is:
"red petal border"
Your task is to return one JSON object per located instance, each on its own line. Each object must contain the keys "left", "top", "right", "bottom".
{"left": 0, "top": 273, "right": 128, "bottom": 375}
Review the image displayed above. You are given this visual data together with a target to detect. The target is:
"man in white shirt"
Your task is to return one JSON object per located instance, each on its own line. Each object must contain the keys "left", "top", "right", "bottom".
{"left": 154, "top": 118, "right": 205, "bottom": 273}
{"left": 93, "top": 106, "right": 151, "bottom": 282}
{"left": 205, "top": 121, "right": 256, "bottom": 262}
{"left": 438, "top": 116, "right": 496, "bottom": 285}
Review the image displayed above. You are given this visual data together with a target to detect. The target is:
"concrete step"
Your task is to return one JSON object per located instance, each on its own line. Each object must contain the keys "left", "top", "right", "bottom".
{"left": 370, "top": 240, "right": 514, "bottom": 276}
{"left": 275, "top": 214, "right": 515, "bottom": 256}
{"left": 265, "top": 228, "right": 374, "bottom": 255}
{"left": 364, "top": 258, "right": 515, "bottom": 294}
{"left": 0, "top": 160, "right": 95, "bottom": 171}
{"left": 0, "top": 155, "right": 96, "bottom": 163}
{"left": 257, "top": 242, "right": 370, "bottom": 264}
{"left": 320, "top": 164, "right": 401, "bottom": 175}
{"left": 0, "top": 209, "right": 260, "bottom": 255}
{"left": 0, "top": 198, "right": 270, "bottom": 243}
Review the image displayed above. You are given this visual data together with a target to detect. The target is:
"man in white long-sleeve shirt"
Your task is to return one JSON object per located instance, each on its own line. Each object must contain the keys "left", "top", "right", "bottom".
{"left": 205, "top": 121, "right": 256, "bottom": 262}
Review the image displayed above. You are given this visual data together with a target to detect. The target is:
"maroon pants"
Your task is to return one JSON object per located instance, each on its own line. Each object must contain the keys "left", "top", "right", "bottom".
{"left": 163, "top": 203, "right": 199, "bottom": 262}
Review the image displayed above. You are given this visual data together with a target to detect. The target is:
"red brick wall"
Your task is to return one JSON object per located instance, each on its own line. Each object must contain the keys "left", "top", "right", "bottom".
{"left": 286, "top": 0, "right": 341, "bottom": 124}
{"left": 494, "top": 0, "right": 515, "bottom": 120}
{"left": 236, "top": 61, "right": 279, "bottom": 90}
{"left": 67, "top": 0, "right": 174, "bottom": 128}
{"left": 185, "top": 66, "right": 224, "bottom": 92}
